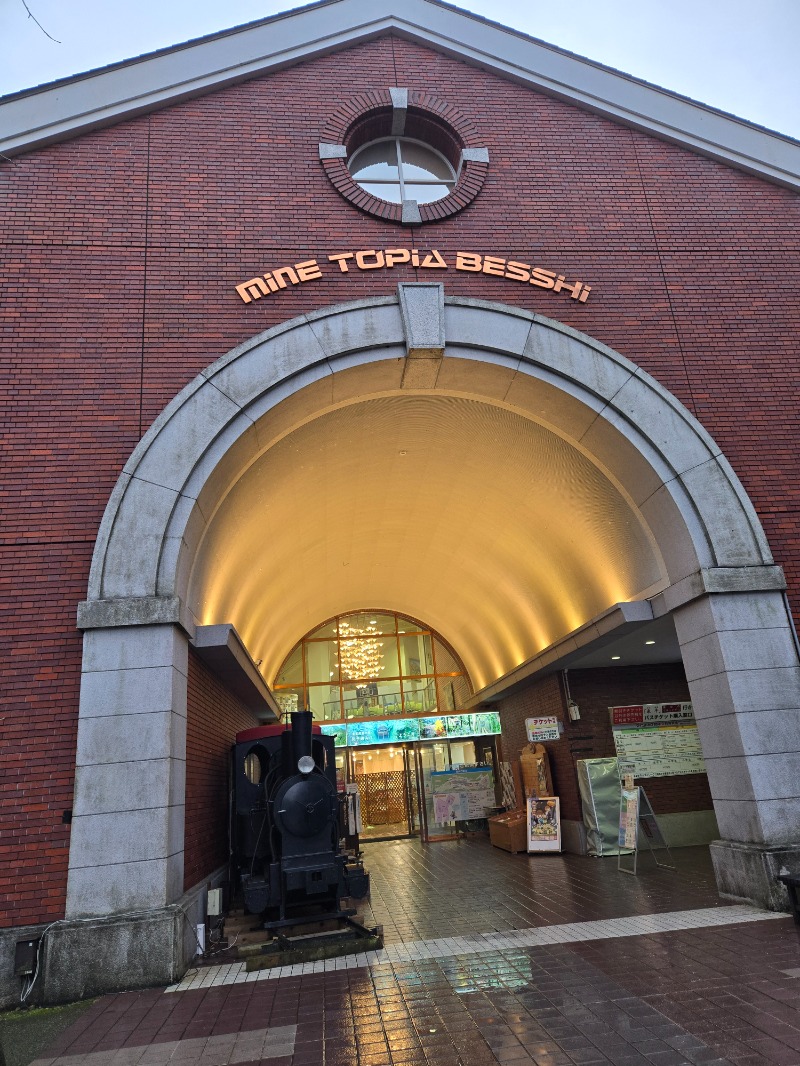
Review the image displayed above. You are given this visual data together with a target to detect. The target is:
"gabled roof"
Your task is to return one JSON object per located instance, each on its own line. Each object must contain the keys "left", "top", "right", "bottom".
{"left": 2, "top": 0, "right": 799, "bottom": 190}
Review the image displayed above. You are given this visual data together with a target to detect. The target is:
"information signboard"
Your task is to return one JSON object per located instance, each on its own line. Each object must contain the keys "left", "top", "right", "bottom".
{"left": 525, "top": 716, "right": 561, "bottom": 742}
{"left": 610, "top": 703, "right": 706, "bottom": 778}
{"left": 430, "top": 766, "right": 495, "bottom": 820}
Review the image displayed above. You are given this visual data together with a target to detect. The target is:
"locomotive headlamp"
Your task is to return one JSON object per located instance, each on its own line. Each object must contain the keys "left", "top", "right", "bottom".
{"left": 298, "top": 755, "right": 315, "bottom": 774}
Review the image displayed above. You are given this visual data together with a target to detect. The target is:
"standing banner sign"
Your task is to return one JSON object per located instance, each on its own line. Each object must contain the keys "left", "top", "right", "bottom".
{"left": 617, "top": 785, "right": 674, "bottom": 875}
{"left": 619, "top": 786, "right": 640, "bottom": 850}
{"left": 527, "top": 796, "right": 561, "bottom": 852}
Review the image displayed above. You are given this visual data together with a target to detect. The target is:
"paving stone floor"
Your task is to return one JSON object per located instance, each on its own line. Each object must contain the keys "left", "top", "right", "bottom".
{"left": 20, "top": 839, "right": 800, "bottom": 1066}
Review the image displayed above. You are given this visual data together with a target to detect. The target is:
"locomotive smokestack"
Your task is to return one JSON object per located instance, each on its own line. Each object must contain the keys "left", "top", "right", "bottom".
{"left": 291, "top": 710, "right": 314, "bottom": 773}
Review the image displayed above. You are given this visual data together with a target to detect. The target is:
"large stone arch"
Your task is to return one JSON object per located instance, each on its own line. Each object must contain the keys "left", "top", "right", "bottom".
{"left": 69, "top": 287, "right": 800, "bottom": 950}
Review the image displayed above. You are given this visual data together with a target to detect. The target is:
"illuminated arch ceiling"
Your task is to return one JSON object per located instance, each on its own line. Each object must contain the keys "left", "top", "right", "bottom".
{"left": 188, "top": 364, "right": 667, "bottom": 693}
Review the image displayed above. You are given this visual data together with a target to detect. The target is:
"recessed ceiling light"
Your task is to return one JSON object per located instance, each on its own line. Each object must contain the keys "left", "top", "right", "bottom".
{"left": 645, "top": 640, "right": 656, "bottom": 645}
{"left": 611, "top": 655, "right": 621, "bottom": 661}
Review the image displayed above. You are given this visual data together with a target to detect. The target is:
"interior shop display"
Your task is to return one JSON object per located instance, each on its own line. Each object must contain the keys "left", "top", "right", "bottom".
{"left": 527, "top": 797, "right": 561, "bottom": 852}
{"left": 610, "top": 703, "right": 706, "bottom": 778}
{"left": 520, "top": 743, "right": 554, "bottom": 797}
{"left": 231, "top": 712, "right": 370, "bottom": 926}
{"left": 577, "top": 757, "right": 622, "bottom": 856}
{"left": 498, "top": 761, "right": 517, "bottom": 808}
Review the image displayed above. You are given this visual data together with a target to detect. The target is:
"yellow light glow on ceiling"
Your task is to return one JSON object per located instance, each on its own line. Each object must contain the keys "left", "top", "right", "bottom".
{"left": 188, "top": 387, "right": 665, "bottom": 692}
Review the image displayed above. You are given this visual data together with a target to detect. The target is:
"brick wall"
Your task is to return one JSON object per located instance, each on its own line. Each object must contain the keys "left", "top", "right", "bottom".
{"left": 497, "top": 674, "right": 567, "bottom": 774}
{"left": 497, "top": 664, "right": 712, "bottom": 822}
{"left": 0, "top": 546, "right": 88, "bottom": 927}
{"left": 1, "top": 32, "right": 798, "bottom": 924}
{"left": 184, "top": 651, "right": 261, "bottom": 892}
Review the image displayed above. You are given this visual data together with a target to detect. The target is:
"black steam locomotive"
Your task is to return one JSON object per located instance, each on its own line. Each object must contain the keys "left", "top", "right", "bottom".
{"left": 232, "top": 711, "right": 369, "bottom": 925}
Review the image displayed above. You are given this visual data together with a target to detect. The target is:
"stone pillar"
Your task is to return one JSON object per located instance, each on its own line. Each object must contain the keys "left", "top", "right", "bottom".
{"left": 66, "top": 624, "right": 188, "bottom": 916}
{"left": 673, "top": 589, "right": 800, "bottom": 908}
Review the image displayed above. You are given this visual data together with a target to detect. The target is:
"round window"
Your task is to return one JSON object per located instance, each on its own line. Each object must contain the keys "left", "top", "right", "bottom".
{"left": 348, "top": 137, "right": 456, "bottom": 205}
{"left": 243, "top": 750, "right": 262, "bottom": 785}
{"left": 319, "top": 89, "right": 489, "bottom": 224}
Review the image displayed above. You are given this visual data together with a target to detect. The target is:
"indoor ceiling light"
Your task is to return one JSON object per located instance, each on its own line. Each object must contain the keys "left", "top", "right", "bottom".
{"left": 338, "top": 619, "right": 384, "bottom": 680}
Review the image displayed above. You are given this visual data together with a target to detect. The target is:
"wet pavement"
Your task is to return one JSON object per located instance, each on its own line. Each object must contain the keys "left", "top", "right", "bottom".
{"left": 13, "top": 839, "right": 800, "bottom": 1066}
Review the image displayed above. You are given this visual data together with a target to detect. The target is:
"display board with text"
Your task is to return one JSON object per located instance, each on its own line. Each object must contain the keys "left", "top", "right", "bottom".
{"left": 610, "top": 703, "right": 705, "bottom": 778}
{"left": 430, "top": 766, "right": 495, "bottom": 822}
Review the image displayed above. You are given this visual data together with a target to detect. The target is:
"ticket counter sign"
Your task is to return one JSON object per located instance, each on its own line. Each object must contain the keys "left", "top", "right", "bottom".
{"left": 525, "top": 716, "right": 560, "bottom": 742}
{"left": 610, "top": 702, "right": 706, "bottom": 778}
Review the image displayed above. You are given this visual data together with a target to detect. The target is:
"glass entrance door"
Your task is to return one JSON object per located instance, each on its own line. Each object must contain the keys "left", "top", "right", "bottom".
{"left": 350, "top": 745, "right": 417, "bottom": 840}
{"left": 414, "top": 740, "right": 457, "bottom": 842}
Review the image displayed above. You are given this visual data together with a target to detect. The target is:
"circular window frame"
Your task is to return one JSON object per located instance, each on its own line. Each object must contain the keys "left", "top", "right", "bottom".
{"left": 319, "top": 88, "right": 489, "bottom": 224}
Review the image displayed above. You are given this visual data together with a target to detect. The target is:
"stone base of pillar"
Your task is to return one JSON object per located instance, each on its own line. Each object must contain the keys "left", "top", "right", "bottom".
{"left": 33, "top": 906, "right": 194, "bottom": 1005}
{"left": 710, "top": 839, "right": 800, "bottom": 912}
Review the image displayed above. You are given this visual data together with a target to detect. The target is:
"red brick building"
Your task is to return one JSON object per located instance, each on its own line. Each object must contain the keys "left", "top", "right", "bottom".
{"left": 2, "top": 0, "right": 800, "bottom": 1004}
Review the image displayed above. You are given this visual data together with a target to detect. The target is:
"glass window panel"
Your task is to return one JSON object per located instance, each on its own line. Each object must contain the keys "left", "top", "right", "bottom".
{"left": 339, "top": 637, "right": 400, "bottom": 685}
{"left": 375, "top": 679, "right": 403, "bottom": 716}
{"left": 449, "top": 740, "right": 476, "bottom": 768}
{"left": 275, "top": 689, "right": 303, "bottom": 718}
{"left": 347, "top": 680, "right": 403, "bottom": 718}
{"left": 276, "top": 611, "right": 472, "bottom": 726}
{"left": 436, "top": 674, "right": 472, "bottom": 713}
{"left": 343, "top": 613, "right": 397, "bottom": 635}
{"left": 405, "top": 182, "right": 452, "bottom": 204}
{"left": 402, "top": 677, "right": 438, "bottom": 715}
{"left": 399, "top": 633, "right": 433, "bottom": 676}
{"left": 358, "top": 182, "right": 403, "bottom": 202}
{"left": 349, "top": 140, "right": 399, "bottom": 180}
{"left": 305, "top": 639, "right": 339, "bottom": 684}
{"left": 274, "top": 644, "right": 303, "bottom": 686}
{"left": 307, "top": 685, "right": 341, "bottom": 722}
{"left": 433, "top": 638, "right": 461, "bottom": 675}
{"left": 399, "top": 141, "right": 455, "bottom": 181}
{"left": 307, "top": 619, "right": 338, "bottom": 638}
{"left": 341, "top": 690, "right": 360, "bottom": 720}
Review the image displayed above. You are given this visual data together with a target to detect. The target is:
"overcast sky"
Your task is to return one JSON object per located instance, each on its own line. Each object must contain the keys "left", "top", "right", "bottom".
{"left": 1, "top": 0, "right": 798, "bottom": 139}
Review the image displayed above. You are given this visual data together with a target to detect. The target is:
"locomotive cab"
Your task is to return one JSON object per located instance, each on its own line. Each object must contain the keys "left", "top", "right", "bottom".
{"left": 232, "top": 711, "right": 369, "bottom": 924}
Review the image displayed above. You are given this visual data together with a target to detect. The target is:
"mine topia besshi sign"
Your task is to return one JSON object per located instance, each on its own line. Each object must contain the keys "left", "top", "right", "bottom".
{"left": 236, "top": 248, "right": 593, "bottom": 304}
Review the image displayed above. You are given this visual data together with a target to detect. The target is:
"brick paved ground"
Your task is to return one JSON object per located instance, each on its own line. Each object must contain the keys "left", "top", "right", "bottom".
{"left": 18, "top": 840, "right": 800, "bottom": 1066}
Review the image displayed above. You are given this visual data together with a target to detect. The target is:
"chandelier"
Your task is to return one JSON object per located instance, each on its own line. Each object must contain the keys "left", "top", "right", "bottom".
{"left": 338, "top": 619, "right": 385, "bottom": 681}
